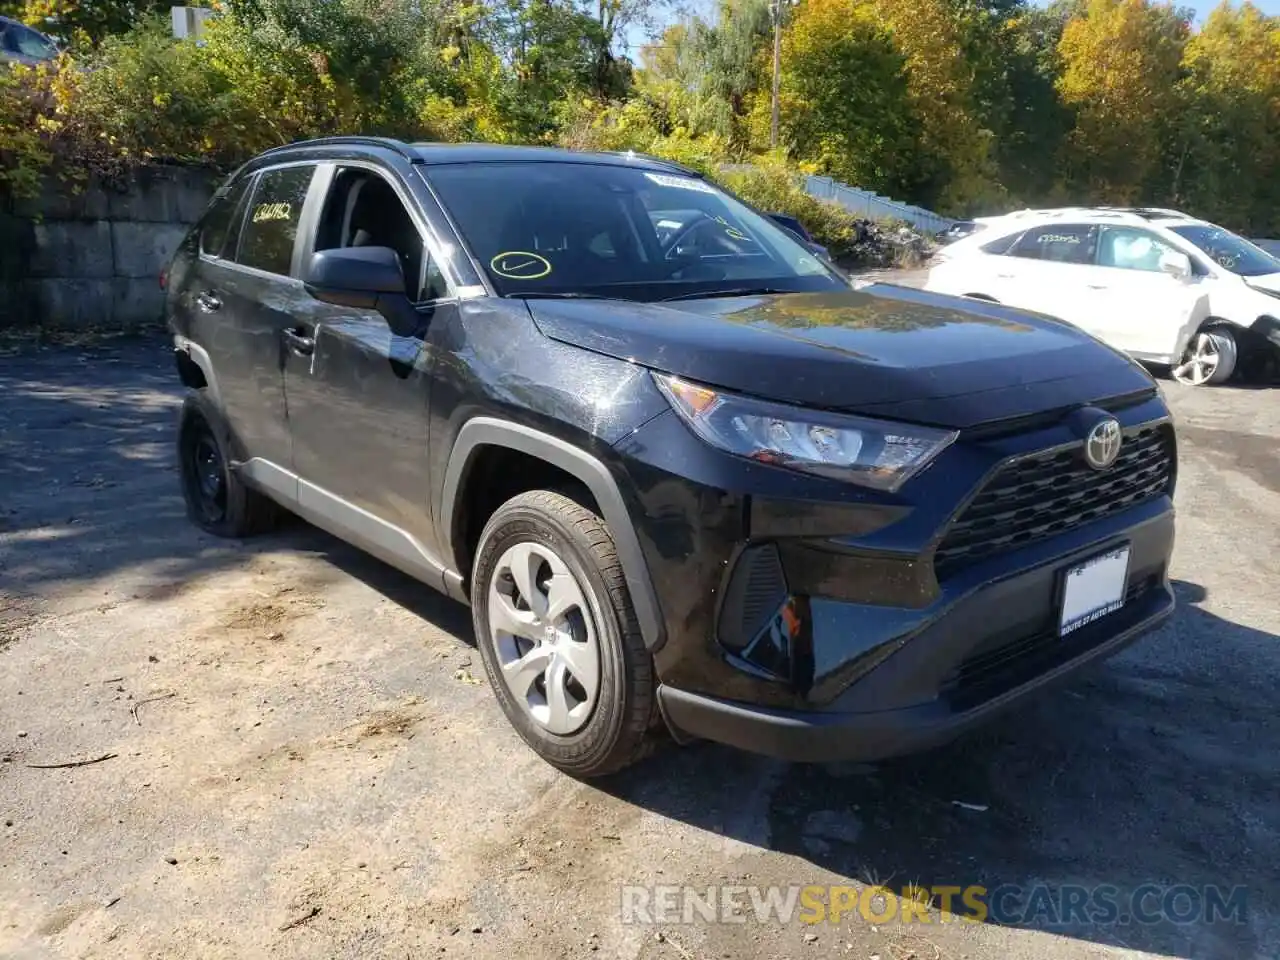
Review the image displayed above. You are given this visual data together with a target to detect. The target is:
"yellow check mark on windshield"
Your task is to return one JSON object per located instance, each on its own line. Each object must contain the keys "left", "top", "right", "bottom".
{"left": 490, "top": 251, "right": 552, "bottom": 279}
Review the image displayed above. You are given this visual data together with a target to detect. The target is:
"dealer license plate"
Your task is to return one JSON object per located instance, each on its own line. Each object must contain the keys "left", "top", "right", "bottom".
{"left": 1059, "top": 546, "right": 1130, "bottom": 636}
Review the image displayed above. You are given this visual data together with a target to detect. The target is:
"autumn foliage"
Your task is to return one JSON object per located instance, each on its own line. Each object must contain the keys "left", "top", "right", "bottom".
{"left": 3, "top": 0, "right": 1280, "bottom": 236}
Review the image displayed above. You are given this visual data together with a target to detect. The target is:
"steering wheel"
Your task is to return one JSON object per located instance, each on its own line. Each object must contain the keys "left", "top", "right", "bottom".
{"left": 661, "top": 212, "right": 713, "bottom": 259}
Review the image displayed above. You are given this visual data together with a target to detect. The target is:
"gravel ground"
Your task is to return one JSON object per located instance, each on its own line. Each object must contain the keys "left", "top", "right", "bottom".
{"left": 1, "top": 329, "right": 1277, "bottom": 960}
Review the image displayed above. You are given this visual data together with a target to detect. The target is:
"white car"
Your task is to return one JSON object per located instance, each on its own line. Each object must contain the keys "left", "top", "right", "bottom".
{"left": 924, "top": 207, "right": 1280, "bottom": 386}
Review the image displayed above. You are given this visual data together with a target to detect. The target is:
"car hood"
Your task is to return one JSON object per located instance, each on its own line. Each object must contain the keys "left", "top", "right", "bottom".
{"left": 527, "top": 285, "right": 1154, "bottom": 429}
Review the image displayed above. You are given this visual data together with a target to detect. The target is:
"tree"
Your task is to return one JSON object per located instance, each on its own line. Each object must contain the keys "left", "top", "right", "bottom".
{"left": 1056, "top": 0, "right": 1189, "bottom": 204}
{"left": 868, "top": 0, "right": 1004, "bottom": 211}
{"left": 481, "top": 0, "right": 625, "bottom": 128}
{"left": 636, "top": 0, "right": 771, "bottom": 143}
{"left": 777, "top": 0, "right": 920, "bottom": 198}
{"left": 1171, "top": 1, "right": 1280, "bottom": 233}
{"left": 18, "top": 0, "right": 172, "bottom": 45}
{"left": 945, "top": 1, "right": 1073, "bottom": 205}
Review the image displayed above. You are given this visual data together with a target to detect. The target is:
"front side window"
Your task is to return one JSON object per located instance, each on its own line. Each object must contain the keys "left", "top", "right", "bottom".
{"left": 1097, "top": 226, "right": 1180, "bottom": 273}
{"left": 1169, "top": 224, "right": 1280, "bottom": 277}
{"left": 235, "top": 165, "right": 314, "bottom": 276}
{"left": 314, "top": 168, "right": 449, "bottom": 302}
{"left": 423, "top": 162, "right": 842, "bottom": 301}
{"left": 1008, "top": 224, "right": 1098, "bottom": 265}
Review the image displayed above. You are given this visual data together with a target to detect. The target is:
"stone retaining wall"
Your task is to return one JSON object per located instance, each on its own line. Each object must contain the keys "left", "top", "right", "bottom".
{"left": 1, "top": 165, "right": 221, "bottom": 331}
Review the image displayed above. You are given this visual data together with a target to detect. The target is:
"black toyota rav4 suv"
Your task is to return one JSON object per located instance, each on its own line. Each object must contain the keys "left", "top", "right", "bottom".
{"left": 166, "top": 137, "right": 1177, "bottom": 777}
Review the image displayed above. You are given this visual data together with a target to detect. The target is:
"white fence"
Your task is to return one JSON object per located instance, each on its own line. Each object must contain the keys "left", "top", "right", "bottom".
{"left": 803, "top": 176, "right": 954, "bottom": 235}
{"left": 719, "top": 164, "right": 954, "bottom": 234}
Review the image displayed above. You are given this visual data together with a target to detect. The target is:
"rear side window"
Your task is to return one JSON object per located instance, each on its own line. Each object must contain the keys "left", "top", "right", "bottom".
{"left": 235, "top": 165, "right": 315, "bottom": 276}
{"left": 199, "top": 178, "right": 251, "bottom": 259}
{"left": 1008, "top": 224, "right": 1098, "bottom": 265}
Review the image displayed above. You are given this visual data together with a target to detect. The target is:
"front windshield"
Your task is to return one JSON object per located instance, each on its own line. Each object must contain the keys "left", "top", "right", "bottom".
{"left": 424, "top": 161, "right": 843, "bottom": 300}
{"left": 1169, "top": 224, "right": 1280, "bottom": 278}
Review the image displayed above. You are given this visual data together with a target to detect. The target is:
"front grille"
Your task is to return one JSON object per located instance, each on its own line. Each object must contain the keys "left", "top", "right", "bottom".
{"left": 941, "top": 573, "right": 1159, "bottom": 710}
{"left": 934, "top": 423, "right": 1174, "bottom": 578}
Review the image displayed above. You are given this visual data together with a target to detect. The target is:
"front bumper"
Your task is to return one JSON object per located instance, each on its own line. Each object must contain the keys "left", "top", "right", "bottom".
{"left": 657, "top": 508, "right": 1175, "bottom": 763}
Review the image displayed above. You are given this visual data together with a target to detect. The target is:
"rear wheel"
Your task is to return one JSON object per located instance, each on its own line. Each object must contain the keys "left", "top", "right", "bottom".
{"left": 178, "top": 390, "right": 280, "bottom": 537}
{"left": 1172, "top": 328, "right": 1238, "bottom": 386}
{"left": 471, "top": 490, "right": 656, "bottom": 778}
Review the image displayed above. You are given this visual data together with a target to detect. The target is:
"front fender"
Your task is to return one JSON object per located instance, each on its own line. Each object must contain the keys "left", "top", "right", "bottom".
{"left": 439, "top": 417, "right": 667, "bottom": 652}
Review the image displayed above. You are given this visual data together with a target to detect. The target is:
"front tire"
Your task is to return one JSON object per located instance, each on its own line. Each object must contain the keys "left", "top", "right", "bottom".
{"left": 177, "top": 390, "right": 280, "bottom": 537}
{"left": 471, "top": 490, "right": 656, "bottom": 778}
{"left": 1172, "top": 327, "right": 1238, "bottom": 386}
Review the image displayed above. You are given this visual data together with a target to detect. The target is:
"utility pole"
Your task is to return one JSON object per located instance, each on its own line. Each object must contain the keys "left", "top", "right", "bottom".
{"left": 770, "top": 0, "right": 782, "bottom": 150}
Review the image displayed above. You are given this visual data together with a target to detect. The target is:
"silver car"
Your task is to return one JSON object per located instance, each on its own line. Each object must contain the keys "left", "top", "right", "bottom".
{"left": 0, "top": 16, "right": 58, "bottom": 66}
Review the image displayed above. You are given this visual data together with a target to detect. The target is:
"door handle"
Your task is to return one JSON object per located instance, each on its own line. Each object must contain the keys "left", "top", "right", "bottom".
{"left": 995, "top": 273, "right": 1014, "bottom": 279}
{"left": 1086, "top": 284, "right": 1109, "bottom": 290}
{"left": 282, "top": 327, "right": 315, "bottom": 356}
{"left": 195, "top": 292, "right": 222, "bottom": 313}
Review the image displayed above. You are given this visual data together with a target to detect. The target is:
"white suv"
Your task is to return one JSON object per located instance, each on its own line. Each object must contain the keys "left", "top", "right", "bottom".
{"left": 924, "top": 207, "right": 1280, "bottom": 386}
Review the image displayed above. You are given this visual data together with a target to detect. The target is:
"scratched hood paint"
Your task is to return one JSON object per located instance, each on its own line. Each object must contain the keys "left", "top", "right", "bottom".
{"left": 526, "top": 284, "right": 1154, "bottom": 428}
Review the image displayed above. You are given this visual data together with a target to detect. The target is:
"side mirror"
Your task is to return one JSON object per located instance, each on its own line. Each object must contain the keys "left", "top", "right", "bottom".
{"left": 305, "top": 246, "right": 420, "bottom": 337}
{"left": 1159, "top": 250, "right": 1193, "bottom": 281}
{"left": 306, "top": 246, "right": 405, "bottom": 307}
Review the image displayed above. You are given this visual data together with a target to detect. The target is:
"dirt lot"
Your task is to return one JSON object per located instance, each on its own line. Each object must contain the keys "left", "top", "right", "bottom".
{"left": 1, "top": 332, "right": 1277, "bottom": 960}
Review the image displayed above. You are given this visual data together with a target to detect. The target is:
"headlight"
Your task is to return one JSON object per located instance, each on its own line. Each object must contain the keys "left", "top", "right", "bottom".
{"left": 653, "top": 373, "right": 957, "bottom": 492}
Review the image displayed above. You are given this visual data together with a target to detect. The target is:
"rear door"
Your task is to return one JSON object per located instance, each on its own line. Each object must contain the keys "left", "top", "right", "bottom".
{"left": 203, "top": 162, "right": 318, "bottom": 477}
{"left": 997, "top": 223, "right": 1102, "bottom": 332}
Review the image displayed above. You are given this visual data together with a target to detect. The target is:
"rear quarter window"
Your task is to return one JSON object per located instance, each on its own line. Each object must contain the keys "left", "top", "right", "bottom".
{"left": 199, "top": 178, "right": 251, "bottom": 259}
{"left": 980, "top": 231, "right": 1021, "bottom": 256}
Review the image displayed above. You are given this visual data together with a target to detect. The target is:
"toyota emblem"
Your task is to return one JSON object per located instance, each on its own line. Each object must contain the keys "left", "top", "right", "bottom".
{"left": 1084, "top": 418, "right": 1122, "bottom": 470}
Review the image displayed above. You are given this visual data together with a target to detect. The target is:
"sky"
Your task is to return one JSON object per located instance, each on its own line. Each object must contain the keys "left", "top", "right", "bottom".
{"left": 621, "top": 0, "right": 1280, "bottom": 56}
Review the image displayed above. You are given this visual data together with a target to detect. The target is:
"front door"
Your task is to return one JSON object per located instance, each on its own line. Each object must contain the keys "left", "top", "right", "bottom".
{"left": 281, "top": 164, "right": 458, "bottom": 586}
{"left": 1090, "top": 225, "right": 1206, "bottom": 361}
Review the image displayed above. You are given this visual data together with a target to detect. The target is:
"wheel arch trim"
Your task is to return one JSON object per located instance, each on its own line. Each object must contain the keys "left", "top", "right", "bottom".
{"left": 440, "top": 418, "right": 667, "bottom": 652}
{"left": 173, "top": 335, "right": 222, "bottom": 408}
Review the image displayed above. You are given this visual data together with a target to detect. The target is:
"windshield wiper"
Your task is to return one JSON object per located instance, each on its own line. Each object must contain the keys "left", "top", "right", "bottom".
{"left": 661, "top": 286, "right": 792, "bottom": 302}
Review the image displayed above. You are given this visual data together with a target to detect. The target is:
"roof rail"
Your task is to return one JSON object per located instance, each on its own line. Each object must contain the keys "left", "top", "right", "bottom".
{"left": 998, "top": 206, "right": 1152, "bottom": 224}
{"left": 601, "top": 150, "right": 704, "bottom": 178}
{"left": 260, "top": 136, "right": 419, "bottom": 162}
{"left": 1121, "top": 206, "right": 1191, "bottom": 220}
